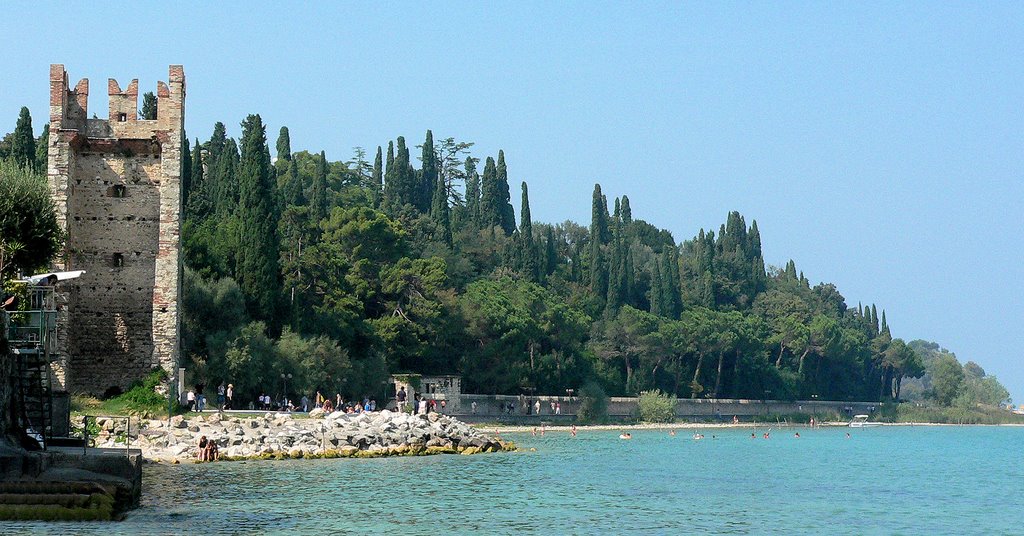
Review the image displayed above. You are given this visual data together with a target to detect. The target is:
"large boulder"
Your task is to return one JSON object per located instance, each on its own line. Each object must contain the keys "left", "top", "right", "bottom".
{"left": 308, "top": 407, "right": 326, "bottom": 419}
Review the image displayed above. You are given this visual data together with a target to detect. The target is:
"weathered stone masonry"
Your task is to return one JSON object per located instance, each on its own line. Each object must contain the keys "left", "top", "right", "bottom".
{"left": 46, "top": 65, "right": 185, "bottom": 396}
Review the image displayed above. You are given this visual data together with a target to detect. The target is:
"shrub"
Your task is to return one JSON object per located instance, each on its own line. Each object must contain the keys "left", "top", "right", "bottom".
{"left": 577, "top": 381, "right": 609, "bottom": 424}
{"left": 637, "top": 389, "right": 675, "bottom": 423}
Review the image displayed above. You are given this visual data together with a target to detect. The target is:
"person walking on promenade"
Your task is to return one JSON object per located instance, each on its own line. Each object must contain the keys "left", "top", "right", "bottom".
{"left": 534, "top": 400, "right": 541, "bottom": 415}
{"left": 217, "top": 383, "right": 226, "bottom": 410}
{"left": 226, "top": 384, "right": 234, "bottom": 410}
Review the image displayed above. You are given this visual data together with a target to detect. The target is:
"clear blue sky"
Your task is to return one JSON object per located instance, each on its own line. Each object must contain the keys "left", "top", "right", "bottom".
{"left": 3, "top": 3, "right": 1022, "bottom": 402}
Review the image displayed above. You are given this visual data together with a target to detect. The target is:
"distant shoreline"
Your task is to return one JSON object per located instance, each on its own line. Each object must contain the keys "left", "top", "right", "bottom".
{"left": 475, "top": 421, "right": 1024, "bottom": 433}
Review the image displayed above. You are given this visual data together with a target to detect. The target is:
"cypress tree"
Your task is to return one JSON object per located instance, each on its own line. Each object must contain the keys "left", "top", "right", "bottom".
{"left": 181, "top": 137, "right": 192, "bottom": 208}
{"left": 276, "top": 126, "right": 292, "bottom": 162}
{"left": 621, "top": 195, "right": 632, "bottom": 225}
{"left": 589, "top": 235, "right": 607, "bottom": 310}
{"left": 606, "top": 240, "right": 622, "bottom": 311}
{"left": 700, "top": 270, "right": 715, "bottom": 308}
{"left": 281, "top": 159, "right": 305, "bottom": 207}
{"left": 191, "top": 138, "right": 204, "bottom": 186}
{"left": 34, "top": 123, "right": 48, "bottom": 172}
{"left": 749, "top": 220, "right": 763, "bottom": 259}
{"left": 880, "top": 310, "right": 889, "bottom": 336}
{"left": 519, "top": 182, "right": 538, "bottom": 281}
{"left": 785, "top": 260, "right": 798, "bottom": 279}
{"left": 185, "top": 137, "right": 210, "bottom": 221}
{"left": 207, "top": 122, "right": 227, "bottom": 163}
{"left": 140, "top": 92, "right": 157, "bottom": 120}
{"left": 650, "top": 261, "right": 664, "bottom": 316}
{"left": 431, "top": 173, "right": 451, "bottom": 245}
{"left": 11, "top": 107, "right": 35, "bottom": 170}
{"left": 544, "top": 226, "right": 557, "bottom": 277}
{"left": 310, "top": 151, "right": 329, "bottom": 223}
{"left": 591, "top": 184, "right": 609, "bottom": 244}
{"left": 870, "top": 304, "right": 879, "bottom": 335}
{"left": 419, "top": 130, "right": 438, "bottom": 213}
{"left": 392, "top": 137, "right": 415, "bottom": 208}
{"left": 623, "top": 241, "right": 635, "bottom": 307}
{"left": 235, "top": 114, "right": 280, "bottom": 324}
{"left": 212, "top": 138, "right": 239, "bottom": 216}
{"left": 519, "top": 182, "right": 533, "bottom": 241}
{"left": 495, "top": 150, "right": 516, "bottom": 235}
{"left": 383, "top": 141, "right": 396, "bottom": 209}
{"left": 479, "top": 156, "right": 500, "bottom": 231}
{"left": 371, "top": 146, "right": 383, "bottom": 208}
{"left": 464, "top": 156, "right": 480, "bottom": 226}
{"left": 662, "top": 246, "right": 682, "bottom": 317}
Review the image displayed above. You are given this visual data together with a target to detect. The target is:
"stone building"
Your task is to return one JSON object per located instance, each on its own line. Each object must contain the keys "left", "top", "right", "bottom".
{"left": 46, "top": 64, "right": 185, "bottom": 396}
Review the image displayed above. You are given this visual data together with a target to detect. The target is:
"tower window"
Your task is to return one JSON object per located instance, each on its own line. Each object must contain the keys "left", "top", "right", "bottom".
{"left": 112, "top": 253, "right": 124, "bottom": 268}
{"left": 106, "top": 184, "right": 127, "bottom": 198}
{"left": 117, "top": 112, "right": 127, "bottom": 122}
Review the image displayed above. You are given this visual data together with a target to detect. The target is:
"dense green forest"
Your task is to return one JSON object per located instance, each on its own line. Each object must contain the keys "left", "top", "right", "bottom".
{"left": 0, "top": 107, "right": 1012, "bottom": 409}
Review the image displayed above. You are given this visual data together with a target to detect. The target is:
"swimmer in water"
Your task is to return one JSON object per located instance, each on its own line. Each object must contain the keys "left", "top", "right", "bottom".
{"left": 571, "top": 425, "right": 577, "bottom": 437}
{"left": 619, "top": 432, "right": 632, "bottom": 440}
{"left": 845, "top": 432, "right": 851, "bottom": 439}
{"left": 670, "top": 429, "right": 676, "bottom": 437}
{"left": 750, "top": 432, "right": 756, "bottom": 439}
{"left": 794, "top": 432, "right": 800, "bottom": 438}
{"left": 532, "top": 427, "right": 537, "bottom": 436}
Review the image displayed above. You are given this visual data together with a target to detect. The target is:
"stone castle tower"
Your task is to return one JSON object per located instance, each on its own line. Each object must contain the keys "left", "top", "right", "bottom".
{"left": 46, "top": 64, "right": 185, "bottom": 396}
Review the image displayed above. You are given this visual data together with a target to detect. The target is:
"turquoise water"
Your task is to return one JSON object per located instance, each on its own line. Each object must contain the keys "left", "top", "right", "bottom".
{"left": 4, "top": 426, "right": 1023, "bottom": 535}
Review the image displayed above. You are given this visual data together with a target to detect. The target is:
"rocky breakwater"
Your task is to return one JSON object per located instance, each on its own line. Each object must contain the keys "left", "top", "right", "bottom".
{"left": 105, "top": 410, "right": 512, "bottom": 463}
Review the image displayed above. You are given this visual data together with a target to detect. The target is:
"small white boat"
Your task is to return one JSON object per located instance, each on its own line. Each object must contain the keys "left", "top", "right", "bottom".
{"left": 848, "top": 415, "right": 881, "bottom": 428}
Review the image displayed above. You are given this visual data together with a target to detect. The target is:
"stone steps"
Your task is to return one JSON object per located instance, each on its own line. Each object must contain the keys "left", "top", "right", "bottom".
{"left": 0, "top": 481, "right": 116, "bottom": 521}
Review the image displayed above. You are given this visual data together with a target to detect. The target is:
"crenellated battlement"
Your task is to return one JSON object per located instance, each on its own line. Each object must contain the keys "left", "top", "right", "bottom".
{"left": 46, "top": 64, "right": 185, "bottom": 396}
{"left": 49, "top": 64, "right": 185, "bottom": 140}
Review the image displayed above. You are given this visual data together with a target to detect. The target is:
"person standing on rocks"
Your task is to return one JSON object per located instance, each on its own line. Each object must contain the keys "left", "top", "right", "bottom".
{"left": 396, "top": 387, "right": 407, "bottom": 412}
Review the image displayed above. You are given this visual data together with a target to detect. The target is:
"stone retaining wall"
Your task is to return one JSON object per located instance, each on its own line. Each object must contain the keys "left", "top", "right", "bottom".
{"left": 443, "top": 394, "right": 878, "bottom": 420}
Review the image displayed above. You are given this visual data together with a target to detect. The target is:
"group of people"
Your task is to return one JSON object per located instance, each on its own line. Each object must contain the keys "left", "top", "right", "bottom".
{"left": 197, "top": 435, "right": 219, "bottom": 461}
{"left": 314, "top": 392, "right": 379, "bottom": 414}
{"left": 394, "top": 387, "right": 446, "bottom": 415}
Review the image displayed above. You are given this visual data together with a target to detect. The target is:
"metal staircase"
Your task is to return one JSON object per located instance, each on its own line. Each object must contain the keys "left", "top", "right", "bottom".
{"left": 4, "top": 285, "right": 57, "bottom": 449}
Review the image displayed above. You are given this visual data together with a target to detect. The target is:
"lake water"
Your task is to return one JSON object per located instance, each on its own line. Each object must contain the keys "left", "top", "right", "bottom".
{"left": 5, "top": 426, "right": 1023, "bottom": 535}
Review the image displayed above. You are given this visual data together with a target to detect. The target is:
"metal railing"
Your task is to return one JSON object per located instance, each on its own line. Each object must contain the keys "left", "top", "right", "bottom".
{"left": 78, "top": 415, "right": 133, "bottom": 456}
{"left": 5, "top": 286, "right": 57, "bottom": 356}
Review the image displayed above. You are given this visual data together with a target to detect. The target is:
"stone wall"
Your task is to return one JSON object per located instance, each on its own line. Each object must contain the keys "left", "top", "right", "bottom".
{"left": 447, "top": 394, "right": 879, "bottom": 421}
{"left": 47, "top": 65, "right": 185, "bottom": 396}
